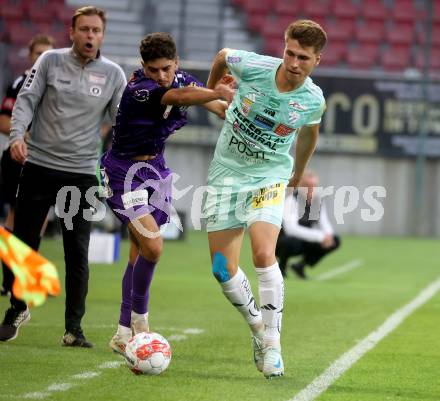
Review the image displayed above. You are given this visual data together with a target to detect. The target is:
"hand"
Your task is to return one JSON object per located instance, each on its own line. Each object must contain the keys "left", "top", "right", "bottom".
{"left": 215, "top": 83, "right": 235, "bottom": 104}
{"left": 215, "top": 100, "right": 229, "bottom": 119}
{"left": 10, "top": 139, "right": 27, "bottom": 164}
{"left": 288, "top": 172, "right": 302, "bottom": 189}
{"left": 219, "top": 74, "right": 236, "bottom": 89}
{"left": 321, "top": 234, "right": 335, "bottom": 249}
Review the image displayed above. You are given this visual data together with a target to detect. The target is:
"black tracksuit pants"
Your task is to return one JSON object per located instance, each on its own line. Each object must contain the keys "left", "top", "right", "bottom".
{"left": 4, "top": 162, "right": 97, "bottom": 333}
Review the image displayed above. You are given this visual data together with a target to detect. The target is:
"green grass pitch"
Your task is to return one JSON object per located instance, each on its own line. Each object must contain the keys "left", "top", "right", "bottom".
{"left": 0, "top": 232, "right": 439, "bottom": 401}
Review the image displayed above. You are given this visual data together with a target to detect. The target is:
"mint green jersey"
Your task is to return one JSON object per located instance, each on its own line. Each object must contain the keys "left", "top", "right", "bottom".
{"left": 213, "top": 49, "right": 325, "bottom": 180}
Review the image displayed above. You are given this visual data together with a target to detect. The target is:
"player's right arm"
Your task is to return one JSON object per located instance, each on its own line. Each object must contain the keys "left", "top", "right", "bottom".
{"left": 10, "top": 52, "right": 50, "bottom": 164}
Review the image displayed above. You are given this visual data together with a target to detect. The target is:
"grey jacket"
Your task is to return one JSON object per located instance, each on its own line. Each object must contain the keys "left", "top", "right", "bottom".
{"left": 10, "top": 48, "right": 127, "bottom": 175}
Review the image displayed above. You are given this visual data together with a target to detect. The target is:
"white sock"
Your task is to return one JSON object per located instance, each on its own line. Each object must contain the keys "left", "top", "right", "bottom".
{"left": 220, "top": 267, "right": 263, "bottom": 332}
{"left": 131, "top": 311, "right": 148, "bottom": 322}
{"left": 256, "top": 262, "right": 284, "bottom": 348}
{"left": 116, "top": 324, "right": 132, "bottom": 340}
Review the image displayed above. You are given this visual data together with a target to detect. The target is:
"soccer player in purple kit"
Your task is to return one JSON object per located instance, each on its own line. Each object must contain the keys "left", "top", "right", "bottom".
{"left": 100, "top": 32, "right": 235, "bottom": 354}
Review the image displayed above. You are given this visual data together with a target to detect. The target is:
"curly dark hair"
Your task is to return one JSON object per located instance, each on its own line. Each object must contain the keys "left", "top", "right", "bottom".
{"left": 140, "top": 32, "right": 177, "bottom": 62}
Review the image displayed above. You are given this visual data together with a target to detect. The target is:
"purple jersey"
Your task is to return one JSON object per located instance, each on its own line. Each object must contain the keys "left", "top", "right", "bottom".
{"left": 110, "top": 68, "right": 203, "bottom": 158}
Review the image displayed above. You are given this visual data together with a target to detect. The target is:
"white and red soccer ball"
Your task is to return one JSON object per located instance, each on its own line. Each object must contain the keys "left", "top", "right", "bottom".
{"left": 125, "top": 332, "right": 172, "bottom": 375}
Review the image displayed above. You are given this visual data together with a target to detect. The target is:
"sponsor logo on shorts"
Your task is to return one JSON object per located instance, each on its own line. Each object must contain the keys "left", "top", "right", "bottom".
{"left": 122, "top": 189, "right": 149, "bottom": 209}
{"left": 252, "top": 183, "right": 284, "bottom": 209}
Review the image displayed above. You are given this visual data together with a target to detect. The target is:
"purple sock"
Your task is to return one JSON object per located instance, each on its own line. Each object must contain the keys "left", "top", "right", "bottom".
{"left": 132, "top": 255, "right": 156, "bottom": 314}
{"left": 119, "top": 262, "right": 133, "bottom": 327}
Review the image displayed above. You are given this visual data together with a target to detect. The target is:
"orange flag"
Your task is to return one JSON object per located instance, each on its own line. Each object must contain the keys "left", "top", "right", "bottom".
{"left": 0, "top": 226, "right": 60, "bottom": 307}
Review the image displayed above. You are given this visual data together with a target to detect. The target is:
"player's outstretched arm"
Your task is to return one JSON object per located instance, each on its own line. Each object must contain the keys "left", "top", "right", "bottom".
{"left": 161, "top": 83, "right": 234, "bottom": 107}
{"left": 289, "top": 124, "right": 319, "bottom": 188}
{"left": 202, "top": 100, "right": 229, "bottom": 119}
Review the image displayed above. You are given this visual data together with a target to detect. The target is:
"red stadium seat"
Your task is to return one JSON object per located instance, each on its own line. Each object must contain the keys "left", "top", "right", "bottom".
{"left": 25, "top": 3, "right": 56, "bottom": 24}
{"left": 325, "top": 19, "right": 355, "bottom": 42}
{"left": 331, "top": 0, "right": 359, "bottom": 20}
{"left": 264, "top": 38, "right": 285, "bottom": 58}
{"left": 0, "top": 0, "right": 25, "bottom": 22}
{"left": 355, "top": 21, "right": 385, "bottom": 45}
{"left": 320, "top": 41, "right": 347, "bottom": 66}
{"left": 381, "top": 46, "right": 412, "bottom": 71}
{"left": 417, "top": 24, "right": 440, "bottom": 47}
{"left": 303, "top": 0, "right": 330, "bottom": 19}
{"left": 391, "top": 0, "right": 417, "bottom": 24}
{"left": 274, "top": 0, "right": 303, "bottom": 19}
{"left": 386, "top": 23, "right": 414, "bottom": 47}
{"left": 347, "top": 44, "right": 379, "bottom": 69}
{"left": 415, "top": 48, "right": 440, "bottom": 71}
{"left": 261, "top": 17, "right": 286, "bottom": 41}
{"left": 360, "top": 0, "right": 389, "bottom": 22}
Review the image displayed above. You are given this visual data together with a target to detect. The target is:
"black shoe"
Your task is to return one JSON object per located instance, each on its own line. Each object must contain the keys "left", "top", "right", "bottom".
{"left": 0, "top": 306, "right": 30, "bottom": 341}
{"left": 290, "top": 263, "right": 307, "bottom": 279}
{"left": 0, "top": 285, "right": 8, "bottom": 296}
{"left": 62, "top": 330, "right": 93, "bottom": 348}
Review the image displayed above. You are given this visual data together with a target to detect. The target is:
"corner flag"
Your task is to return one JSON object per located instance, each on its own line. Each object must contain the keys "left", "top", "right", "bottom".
{"left": 0, "top": 226, "right": 60, "bottom": 307}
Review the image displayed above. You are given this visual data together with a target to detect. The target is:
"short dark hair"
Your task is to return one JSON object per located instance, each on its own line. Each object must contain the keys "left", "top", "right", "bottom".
{"left": 140, "top": 32, "right": 177, "bottom": 63}
{"left": 285, "top": 20, "right": 327, "bottom": 53}
{"left": 29, "top": 34, "right": 55, "bottom": 53}
{"left": 72, "top": 6, "right": 106, "bottom": 30}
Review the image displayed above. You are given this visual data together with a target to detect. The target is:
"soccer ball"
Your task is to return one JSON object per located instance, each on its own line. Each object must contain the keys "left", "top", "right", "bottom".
{"left": 125, "top": 332, "right": 172, "bottom": 375}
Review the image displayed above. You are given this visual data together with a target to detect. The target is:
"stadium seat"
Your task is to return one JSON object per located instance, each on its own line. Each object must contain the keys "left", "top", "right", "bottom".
{"left": 434, "top": 2, "right": 440, "bottom": 24}
{"left": 347, "top": 44, "right": 379, "bottom": 69}
{"left": 386, "top": 23, "right": 414, "bottom": 47}
{"left": 355, "top": 21, "right": 385, "bottom": 45}
{"left": 7, "top": 23, "right": 35, "bottom": 46}
{"left": 320, "top": 42, "right": 347, "bottom": 66}
{"left": 415, "top": 47, "right": 440, "bottom": 71}
{"left": 391, "top": 0, "right": 418, "bottom": 25}
{"left": 261, "top": 17, "right": 286, "bottom": 41}
{"left": 274, "top": 0, "right": 303, "bottom": 19}
{"left": 360, "top": 0, "right": 389, "bottom": 22}
{"left": 0, "top": 1, "right": 25, "bottom": 22}
{"left": 25, "top": 3, "right": 56, "bottom": 24}
{"left": 417, "top": 24, "right": 440, "bottom": 47}
{"left": 303, "top": 0, "right": 331, "bottom": 19}
{"left": 325, "top": 19, "right": 355, "bottom": 42}
{"left": 264, "top": 38, "right": 285, "bottom": 57}
{"left": 381, "top": 45, "right": 412, "bottom": 71}
{"left": 331, "top": 0, "right": 359, "bottom": 20}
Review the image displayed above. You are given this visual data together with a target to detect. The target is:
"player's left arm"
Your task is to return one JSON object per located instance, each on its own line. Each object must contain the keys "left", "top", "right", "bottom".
{"left": 207, "top": 48, "right": 232, "bottom": 89}
{"left": 289, "top": 124, "right": 320, "bottom": 188}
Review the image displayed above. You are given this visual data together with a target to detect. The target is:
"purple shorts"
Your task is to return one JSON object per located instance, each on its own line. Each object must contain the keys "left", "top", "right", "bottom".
{"left": 100, "top": 150, "right": 172, "bottom": 227}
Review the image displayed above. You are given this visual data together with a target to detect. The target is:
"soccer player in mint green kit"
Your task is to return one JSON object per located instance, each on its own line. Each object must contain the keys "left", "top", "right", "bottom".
{"left": 204, "top": 20, "right": 327, "bottom": 378}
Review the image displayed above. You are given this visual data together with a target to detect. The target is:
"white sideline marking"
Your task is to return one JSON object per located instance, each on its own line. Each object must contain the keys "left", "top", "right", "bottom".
{"left": 288, "top": 275, "right": 440, "bottom": 401}
{"left": 315, "top": 259, "right": 364, "bottom": 281}
{"left": 11, "top": 327, "right": 204, "bottom": 400}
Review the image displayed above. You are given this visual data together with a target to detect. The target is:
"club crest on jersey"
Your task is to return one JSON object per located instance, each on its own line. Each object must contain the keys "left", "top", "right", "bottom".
{"left": 134, "top": 89, "right": 150, "bottom": 102}
{"left": 289, "top": 100, "right": 307, "bottom": 111}
{"left": 274, "top": 124, "right": 294, "bottom": 136}
{"left": 90, "top": 85, "right": 102, "bottom": 97}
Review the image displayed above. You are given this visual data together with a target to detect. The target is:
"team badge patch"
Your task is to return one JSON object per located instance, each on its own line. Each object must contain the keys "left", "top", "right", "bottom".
{"left": 90, "top": 85, "right": 102, "bottom": 97}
